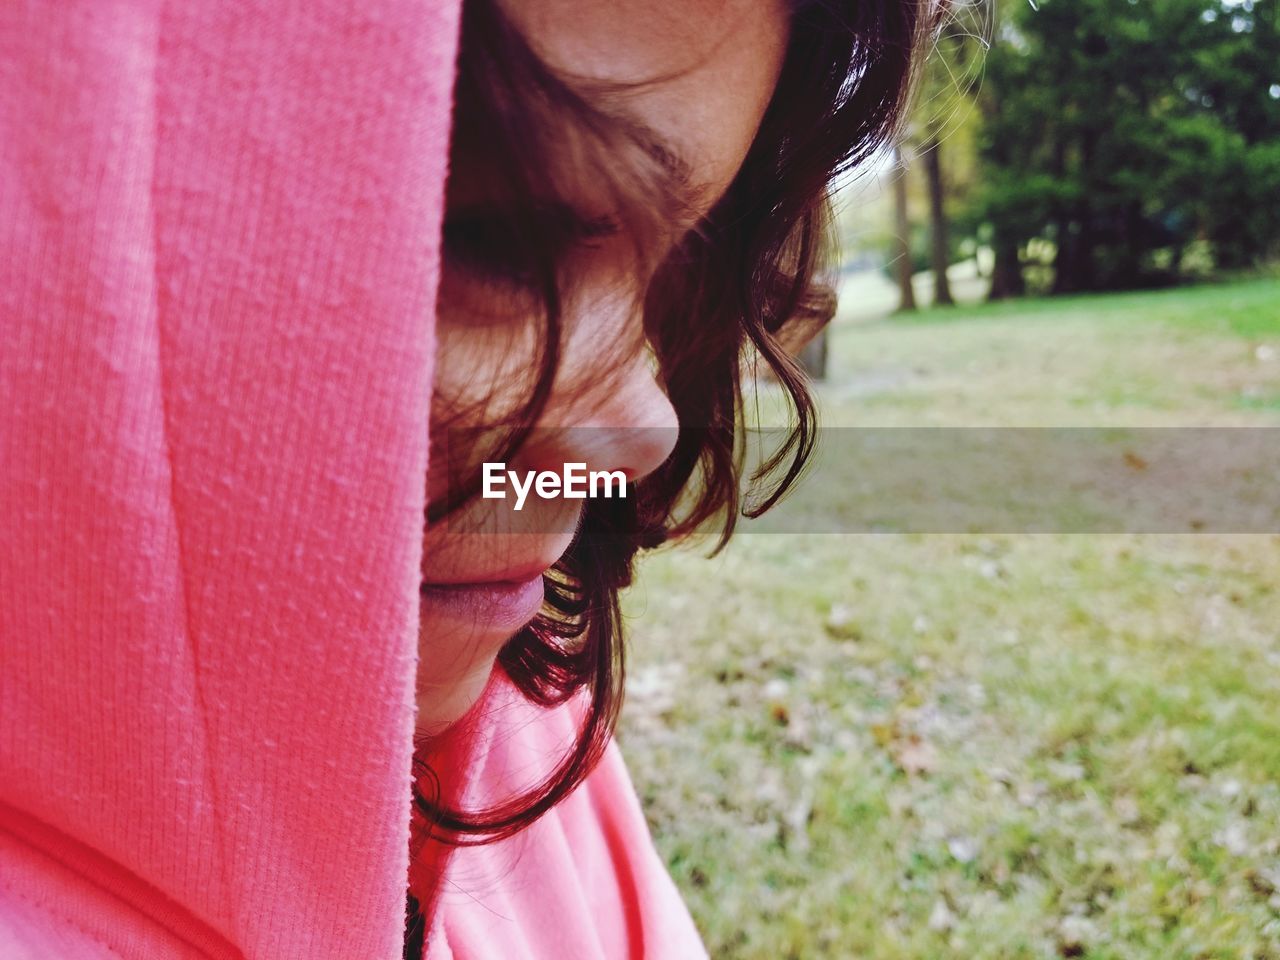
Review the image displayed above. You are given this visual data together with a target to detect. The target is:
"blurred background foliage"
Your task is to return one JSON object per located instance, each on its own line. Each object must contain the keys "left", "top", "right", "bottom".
{"left": 837, "top": 0, "right": 1280, "bottom": 312}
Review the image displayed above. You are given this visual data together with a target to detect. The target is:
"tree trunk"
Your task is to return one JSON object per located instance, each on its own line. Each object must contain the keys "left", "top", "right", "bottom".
{"left": 1075, "top": 128, "right": 1099, "bottom": 291}
{"left": 1114, "top": 198, "right": 1143, "bottom": 289}
{"left": 1050, "top": 137, "right": 1078, "bottom": 294}
{"left": 892, "top": 144, "right": 917, "bottom": 312}
{"left": 988, "top": 232, "right": 1024, "bottom": 300}
{"left": 1052, "top": 220, "right": 1078, "bottom": 294}
{"left": 797, "top": 329, "right": 828, "bottom": 380}
{"left": 922, "top": 133, "right": 954, "bottom": 306}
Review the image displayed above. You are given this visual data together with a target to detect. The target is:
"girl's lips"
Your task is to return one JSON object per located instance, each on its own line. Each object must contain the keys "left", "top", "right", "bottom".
{"left": 419, "top": 572, "right": 546, "bottom": 633}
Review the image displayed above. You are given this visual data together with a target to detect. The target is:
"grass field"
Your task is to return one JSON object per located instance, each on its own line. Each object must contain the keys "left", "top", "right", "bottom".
{"left": 618, "top": 277, "right": 1280, "bottom": 959}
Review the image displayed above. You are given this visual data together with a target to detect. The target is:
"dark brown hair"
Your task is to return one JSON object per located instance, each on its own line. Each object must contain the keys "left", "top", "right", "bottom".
{"left": 407, "top": 0, "right": 938, "bottom": 943}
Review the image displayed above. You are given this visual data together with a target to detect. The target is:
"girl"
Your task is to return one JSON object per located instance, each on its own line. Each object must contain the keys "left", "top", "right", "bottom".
{"left": 0, "top": 0, "right": 935, "bottom": 956}
{"left": 410, "top": 0, "right": 936, "bottom": 955}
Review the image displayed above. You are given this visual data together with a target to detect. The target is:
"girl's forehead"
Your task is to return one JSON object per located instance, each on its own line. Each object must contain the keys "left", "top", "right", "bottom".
{"left": 501, "top": 0, "right": 791, "bottom": 215}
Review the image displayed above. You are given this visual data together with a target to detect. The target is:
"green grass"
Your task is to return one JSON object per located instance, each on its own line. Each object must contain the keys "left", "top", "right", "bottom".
{"left": 618, "top": 276, "right": 1280, "bottom": 959}
{"left": 882, "top": 276, "right": 1280, "bottom": 337}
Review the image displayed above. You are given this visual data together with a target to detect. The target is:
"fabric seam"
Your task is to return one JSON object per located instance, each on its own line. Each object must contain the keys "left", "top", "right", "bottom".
{"left": 148, "top": 2, "right": 236, "bottom": 940}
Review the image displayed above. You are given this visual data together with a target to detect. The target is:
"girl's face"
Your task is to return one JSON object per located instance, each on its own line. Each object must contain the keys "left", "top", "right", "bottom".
{"left": 417, "top": 0, "right": 790, "bottom": 733}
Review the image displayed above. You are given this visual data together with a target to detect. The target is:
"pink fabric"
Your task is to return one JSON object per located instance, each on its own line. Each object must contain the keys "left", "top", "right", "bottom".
{"left": 0, "top": 1, "right": 460, "bottom": 956}
{"left": 0, "top": 2, "right": 707, "bottom": 958}
{"left": 421, "top": 675, "right": 709, "bottom": 960}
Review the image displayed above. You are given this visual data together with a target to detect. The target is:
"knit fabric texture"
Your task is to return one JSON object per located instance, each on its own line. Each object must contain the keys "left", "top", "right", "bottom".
{"left": 0, "top": 2, "right": 459, "bottom": 955}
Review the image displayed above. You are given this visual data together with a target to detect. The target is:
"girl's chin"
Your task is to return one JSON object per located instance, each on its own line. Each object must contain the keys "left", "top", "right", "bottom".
{"left": 415, "top": 660, "right": 499, "bottom": 738}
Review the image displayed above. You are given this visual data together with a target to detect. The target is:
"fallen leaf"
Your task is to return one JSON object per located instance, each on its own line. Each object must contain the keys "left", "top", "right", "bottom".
{"left": 893, "top": 735, "right": 938, "bottom": 775}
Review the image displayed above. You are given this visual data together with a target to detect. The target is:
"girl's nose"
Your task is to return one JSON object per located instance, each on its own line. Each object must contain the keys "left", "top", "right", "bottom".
{"left": 517, "top": 351, "right": 680, "bottom": 486}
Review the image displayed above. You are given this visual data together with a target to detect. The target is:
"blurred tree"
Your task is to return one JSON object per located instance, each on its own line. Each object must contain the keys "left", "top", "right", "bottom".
{"left": 975, "top": 0, "right": 1280, "bottom": 293}
{"left": 906, "top": 0, "right": 992, "bottom": 306}
{"left": 891, "top": 145, "right": 919, "bottom": 311}
{"left": 921, "top": 121, "right": 956, "bottom": 305}
{"left": 1193, "top": 0, "right": 1280, "bottom": 267}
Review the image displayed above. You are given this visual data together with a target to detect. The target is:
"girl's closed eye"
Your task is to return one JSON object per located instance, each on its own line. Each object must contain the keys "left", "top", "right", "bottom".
{"left": 440, "top": 202, "right": 621, "bottom": 310}
{"left": 441, "top": 211, "right": 539, "bottom": 292}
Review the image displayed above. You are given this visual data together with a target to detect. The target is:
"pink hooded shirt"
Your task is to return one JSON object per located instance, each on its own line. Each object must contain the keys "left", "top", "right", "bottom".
{"left": 0, "top": 2, "right": 706, "bottom": 957}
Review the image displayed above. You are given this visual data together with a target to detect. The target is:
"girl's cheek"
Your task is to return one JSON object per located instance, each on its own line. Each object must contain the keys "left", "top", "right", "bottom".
{"left": 436, "top": 266, "right": 544, "bottom": 326}
{"left": 433, "top": 322, "right": 540, "bottom": 410}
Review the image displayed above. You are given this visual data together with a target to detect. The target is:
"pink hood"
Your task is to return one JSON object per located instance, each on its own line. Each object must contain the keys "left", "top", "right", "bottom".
{"left": 0, "top": 1, "right": 461, "bottom": 956}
